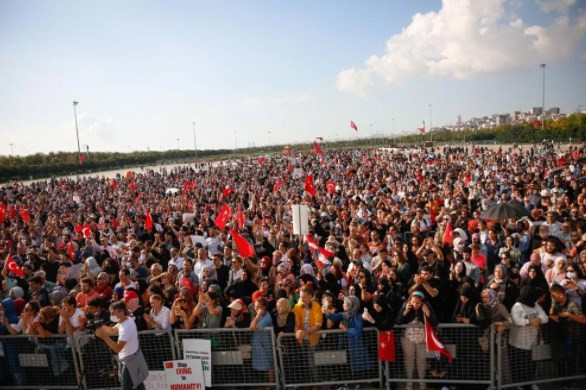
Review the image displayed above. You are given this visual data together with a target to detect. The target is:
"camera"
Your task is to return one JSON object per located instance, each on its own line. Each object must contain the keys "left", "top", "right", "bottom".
{"left": 85, "top": 318, "right": 106, "bottom": 333}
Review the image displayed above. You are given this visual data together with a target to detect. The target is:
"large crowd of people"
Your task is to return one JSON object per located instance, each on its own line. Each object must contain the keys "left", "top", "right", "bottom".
{"left": 1, "top": 142, "right": 586, "bottom": 390}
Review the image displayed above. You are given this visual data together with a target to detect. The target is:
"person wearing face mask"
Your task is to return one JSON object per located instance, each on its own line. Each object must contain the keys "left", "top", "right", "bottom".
{"left": 96, "top": 301, "right": 149, "bottom": 390}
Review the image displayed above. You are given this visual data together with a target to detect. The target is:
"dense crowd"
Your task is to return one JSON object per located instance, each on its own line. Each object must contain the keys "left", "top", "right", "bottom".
{"left": 1, "top": 142, "right": 586, "bottom": 390}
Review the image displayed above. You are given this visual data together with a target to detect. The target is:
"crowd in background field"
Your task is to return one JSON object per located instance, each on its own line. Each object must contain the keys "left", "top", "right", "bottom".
{"left": 1, "top": 141, "right": 586, "bottom": 390}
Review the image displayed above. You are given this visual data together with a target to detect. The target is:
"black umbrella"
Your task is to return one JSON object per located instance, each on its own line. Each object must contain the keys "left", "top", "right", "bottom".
{"left": 481, "top": 202, "right": 531, "bottom": 220}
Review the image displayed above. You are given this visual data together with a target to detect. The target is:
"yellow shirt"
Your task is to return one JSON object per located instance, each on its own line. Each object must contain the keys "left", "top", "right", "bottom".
{"left": 293, "top": 300, "right": 322, "bottom": 346}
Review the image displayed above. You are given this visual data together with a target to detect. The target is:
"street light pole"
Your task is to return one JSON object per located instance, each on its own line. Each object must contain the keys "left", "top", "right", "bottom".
{"left": 429, "top": 104, "right": 433, "bottom": 143}
{"left": 73, "top": 101, "right": 81, "bottom": 164}
{"left": 540, "top": 64, "right": 546, "bottom": 132}
{"left": 192, "top": 122, "right": 197, "bottom": 161}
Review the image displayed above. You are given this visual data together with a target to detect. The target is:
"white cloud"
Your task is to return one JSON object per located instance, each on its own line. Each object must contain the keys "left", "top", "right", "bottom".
{"left": 337, "top": 0, "right": 586, "bottom": 96}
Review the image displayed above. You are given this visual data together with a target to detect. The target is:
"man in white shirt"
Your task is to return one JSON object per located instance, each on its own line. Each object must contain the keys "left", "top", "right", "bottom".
{"left": 167, "top": 247, "right": 184, "bottom": 270}
{"left": 192, "top": 248, "right": 213, "bottom": 282}
{"left": 96, "top": 301, "right": 148, "bottom": 390}
{"left": 206, "top": 227, "right": 223, "bottom": 256}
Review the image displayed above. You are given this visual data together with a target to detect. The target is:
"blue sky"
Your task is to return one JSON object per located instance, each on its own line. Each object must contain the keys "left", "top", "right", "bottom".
{"left": 1, "top": 0, "right": 585, "bottom": 156}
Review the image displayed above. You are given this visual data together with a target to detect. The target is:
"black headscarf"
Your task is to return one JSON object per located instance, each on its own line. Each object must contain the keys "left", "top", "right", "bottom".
{"left": 371, "top": 293, "right": 394, "bottom": 331}
{"left": 517, "top": 286, "right": 544, "bottom": 308}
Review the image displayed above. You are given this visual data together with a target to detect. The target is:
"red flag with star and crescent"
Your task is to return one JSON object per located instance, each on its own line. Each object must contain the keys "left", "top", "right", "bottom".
{"left": 19, "top": 205, "right": 30, "bottom": 223}
{"left": 304, "top": 174, "right": 317, "bottom": 196}
{"left": 145, "top": 210, "right": 153, "bottom": 232}
{"left": 0, "top": 203, "right": 6, "bottom": 222}
{"left": 313, "top": 141, "right": 324, "bottom": 156}
{"left": 425, "top": 316, "right": 452, "bottom": 363}
{"left": 230, "top": 229, "right": 256, "bottom": 258}
{"left": 222, "top": 186, "right": 234, "bottom": 198}
{"left": 214, "top": 203, "right": 232, "bottom": 230}
{"left": 5, "top": 255, "right": 24, "bottom": 278}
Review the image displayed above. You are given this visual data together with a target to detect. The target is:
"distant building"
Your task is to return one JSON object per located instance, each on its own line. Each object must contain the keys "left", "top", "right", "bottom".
{"left": 548, "top": 107, "right": 560, "bottom": 115}
{"left": 496, "top": 114, "right": 510, "bottom": 125}
{"left": 531, "top": 107, "right": 543, "bottom": 116}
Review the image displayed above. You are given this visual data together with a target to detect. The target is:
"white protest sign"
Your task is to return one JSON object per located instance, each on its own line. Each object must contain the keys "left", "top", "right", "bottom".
{"left": 292, "top": 204, "right": 309, "bottom": 235}
{"left": 163, "top": 360, "right": 204, "bottom": 390}
{"left": 144, "top": 370, "right": 167, "bottom": 390}
{"left": 182, "top": 339, "right": 211, "bottom": 387}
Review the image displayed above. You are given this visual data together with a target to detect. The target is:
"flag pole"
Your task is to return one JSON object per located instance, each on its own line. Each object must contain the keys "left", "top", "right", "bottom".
{"left": 73, "top": 101, "right": 81, "bottom": 165}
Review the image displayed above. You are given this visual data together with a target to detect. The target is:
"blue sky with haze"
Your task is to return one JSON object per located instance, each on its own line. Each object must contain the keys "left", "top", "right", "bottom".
{"left": 1, "top": 0, "right": 585, "bottom": 155}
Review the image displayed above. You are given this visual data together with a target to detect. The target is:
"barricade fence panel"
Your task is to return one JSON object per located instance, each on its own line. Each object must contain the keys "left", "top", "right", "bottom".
{"left": 386, "top": 324, "right": 493, "bottom": 388}
{"left": 497, "top": 323, "right": 586, "bottom": 389}
{"left": 175, "top": 327, "right": 279, "bottom": 388}
{"left": 277, "top": 327, "right": 382, "bottom": 388}
{"left": 0, "top": 334, "right": 80, "bottom": 389}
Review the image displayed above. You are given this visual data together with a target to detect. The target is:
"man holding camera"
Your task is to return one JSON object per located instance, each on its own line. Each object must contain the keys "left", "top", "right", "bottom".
{"left": 95, "top": 301, "right": 149, "bottom": 390}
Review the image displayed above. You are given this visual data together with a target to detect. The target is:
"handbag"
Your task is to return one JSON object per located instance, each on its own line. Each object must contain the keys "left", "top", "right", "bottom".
{"left": 531, "top": 330, "right": 551, "bottom": 361}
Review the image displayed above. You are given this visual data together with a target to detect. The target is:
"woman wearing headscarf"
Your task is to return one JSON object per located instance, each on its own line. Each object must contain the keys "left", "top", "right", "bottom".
{"left": 509, "top": 286, "right": 548, "bottom": 389}
{"left": 84, "top": 257, "right": 101, "bottom": 280}
{"left": 272, "top": 297, "right": 295, "bottom": 337}
{"left": 451, "top": 285, "right": 478, "bottom": 324}
{"left": 486, "top": 264, "right": 519, "bottom": 311}
{"left": 521, "top": 264, "right": 551, "bottom": 313}
{"left": 327, "top": 295, "right": 372, "bottom": 384}
{"left": 396, "top": 291, "right": 439, "bottom": 390}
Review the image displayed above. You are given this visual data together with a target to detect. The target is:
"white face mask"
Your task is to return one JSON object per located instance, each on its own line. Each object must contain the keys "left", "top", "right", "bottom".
{"left": 567, "top": 272, "right": 576, "bottom": 279}
{"left": 110, "top": 315, "right": 119, "bottom": 323}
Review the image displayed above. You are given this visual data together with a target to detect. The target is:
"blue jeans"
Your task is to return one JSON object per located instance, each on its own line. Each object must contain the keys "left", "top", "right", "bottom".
{"left": 121, "top": 364, "right": 146, "bottom": 390}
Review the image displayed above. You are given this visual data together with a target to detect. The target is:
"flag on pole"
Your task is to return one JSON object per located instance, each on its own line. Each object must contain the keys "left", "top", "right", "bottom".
{"left": 67, "top": 242, "right": 76, "bottom": 261}
{"left": 182, "top": 275, "right": 198, "bottom": 295}
{"left": 305, "top": 233, "right": 334, "bottom": 271}
{"left": 350, "top": 120, "right": 358, "bottom": 131}
{"left": 214, "top": 203, "right": 232, "bottom": 230}
{"left": 19, "top": 205, "right": 30, "bottom": 223}
{"left": 273, "top": 178, "right": 282, "bottom": 193}
{"left": 222, "top": 186, "right": 234, "bottom": 198}
{"left": 304, "top": 174, "right": 317, "bottom": 196}
{"left": 145, "top": 210, "right": 153, "bottom": 232}
{"left": 257, "top": 156, "right": 266, "bottom": 164}
{"left": 425, "top": 316, "right": 452, "bottom": 363}
{"left": 326, "top": 181, "right": 336, "bottom": 195}
{"left": 236, "top": 204, "right": 245, "bottom": 230}
{"left": 443, "top": 221, "right": 453, "bottom": 245}
{"left": 5, "top": 255, "right": 24, "bottom": 278}
{"left": 230, "top": 229, "right": 256, "bottom": 258}
{"left": 0, "top": 203, "right": 6, "bottom": 222}
{"left": 313, "top": 141, "right": 324, "bottom": 156}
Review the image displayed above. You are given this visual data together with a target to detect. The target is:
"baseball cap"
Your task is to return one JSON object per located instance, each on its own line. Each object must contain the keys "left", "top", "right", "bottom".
{"left": 228, "top": 299, "right": 245, "bottom": 311}
{"left": 123, "top": 289, "right": 139, "bottom": 302}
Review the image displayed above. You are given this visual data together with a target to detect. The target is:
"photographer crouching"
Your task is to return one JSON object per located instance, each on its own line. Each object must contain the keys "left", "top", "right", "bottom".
{"left": 95, "top": 301, "right": 149, "bottom": 390}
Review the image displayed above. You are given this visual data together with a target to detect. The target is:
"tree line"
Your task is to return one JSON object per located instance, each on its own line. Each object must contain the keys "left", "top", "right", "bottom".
{"left": 1, "top": 113, "right": 584, "bottom": 182}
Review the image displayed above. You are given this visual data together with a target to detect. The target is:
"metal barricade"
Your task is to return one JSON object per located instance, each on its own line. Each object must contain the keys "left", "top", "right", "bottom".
{"left": 496, "top": 323, "right": 586, "bottom": 389}
{"left": 76, "top": 330, "right": 176, "bottom": 390}
{"left": 386, "top": 324, "right": 494, "bottom": 389}
{"left": 277, "top": 328, "right": 382, "bottom": 388}
{"left": 175, "top": 327, "right": 279, "bottom": 388}
{"left": 0, "top": 334, "right": 80, "bottom": 389}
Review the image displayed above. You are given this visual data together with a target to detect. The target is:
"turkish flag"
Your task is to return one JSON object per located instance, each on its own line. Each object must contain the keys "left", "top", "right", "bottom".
{"left": 378, "top": 330, "right": 396, "bottom": 362}
{"left": 326, "top": 181, "right": 336, "bottom": 195}
{"left": 305, "top": 233, "right": 334, "bottom": 261}
{"left": 129, "top": 181, "right": 136, "bottom": 192}
{"left": 257, "top": 156, "right": 266, "bottom": 164}
{"left": 214, "top": 203, "right": 232, "bottom": 230}
{"left": 236, "top": 205, "right": 245, "bottom": 230}
{"left": 350, "top": 120, "right": 358, "bottom": 131}
{"left": 443, "top": 222, "right": 453, "bottom": 245}
{"left": 418, "top": 127, "right": 426, "bottom": 134}
{"left": 288, "top": 164, "right": 294, "bottom": 173}
{"left": 304, "top": 174, "right": 317, "bottom": 196}
{"left": 182, "top": 275, "right": 198, "bottom": 295}
{"left": 273, "top": 178, "right": 282, "bottom": 193}
{"left": 111, "top": 180, "right": 118, "bottom": 190}
{"left": 5, "top": 255, "right": 24, "bottom": 278}
{"left": 145, "top": 210, "right": 153, "bottom": 231}
{"left": 19, "top": 205, "right": 30, "bottom": 223}
{"left": 0, "top": 203, "right": 6, "bottom": 222}
{"left": 313, "top": 141, "right": 324, "bottom": 156}
{"left": 230, "top": 229, "right": 256, "bottom": 258}
{"left": 67, "top": 242, "right": 75, "bottom": 261}
{"left": 222, "top": 186, "right": 234, "bottom": 198}
{"left": 425, "top": 316, "right": 452, "bottom": 363}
